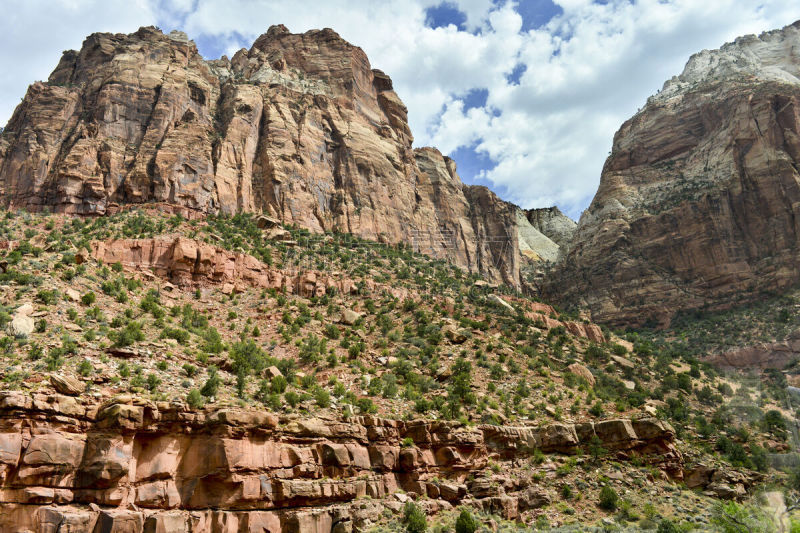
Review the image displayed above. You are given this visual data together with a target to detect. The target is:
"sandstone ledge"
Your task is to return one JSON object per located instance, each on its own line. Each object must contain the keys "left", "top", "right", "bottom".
{"left": 0, "top": 391, "right": 681, "bottom": 532}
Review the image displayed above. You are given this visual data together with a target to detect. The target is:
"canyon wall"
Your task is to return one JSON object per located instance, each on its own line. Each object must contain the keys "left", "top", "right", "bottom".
{"left": 549, "top": 21, "right": 800, "bottom": 326}
{"left": 0, "top": 26, "right": 562, "bottom": 289}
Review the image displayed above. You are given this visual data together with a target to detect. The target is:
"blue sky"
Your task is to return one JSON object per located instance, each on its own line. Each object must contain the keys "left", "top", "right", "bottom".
{"left": 0, "top": 1, "right": 798, "bottom": 219}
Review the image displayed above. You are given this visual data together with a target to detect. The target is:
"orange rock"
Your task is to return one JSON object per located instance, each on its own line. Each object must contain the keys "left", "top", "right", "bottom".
{"left": 0, "top": 26, "right": 545, "bottom": 289}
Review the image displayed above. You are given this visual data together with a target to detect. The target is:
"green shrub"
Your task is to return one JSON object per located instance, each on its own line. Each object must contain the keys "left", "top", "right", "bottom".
{"left": 589, "top": 401, "right": 604, "bottom": 417}
{"left": 314, "top": 387, "right": 330, "bottom": 408}
{"left": 271, "top": 374, "right": 288, "bottom": 394}
{"left": 146, "top": 373, "right": 161, "bottom": 392}
{"left": 657, "top": 519, "right": 679, "bottom": 533}
{"left": 285, "top": 390, "right": 300, "bottom": 407}
{"left": 37, "top": 289, "right": 59, "bottom": 305}
{"left": 455, "top": 508, "right": 479, "bottom": 533}
{"left": 112, "top": 321, "right": 144, "bottom": 347}
{"left": 187, "top": 389, "right": 204, "bottom": 409}
{"left": 81, "top": 292, "right": 96, "bottom": 306}
{"left": 598, "top": 486, "right": 618, "bottom": 511}
{"left": 402, "top": 501, "right": 427, "bottom": 533}
{"left": 77, "top": 359, "right": 92, "bottom": 377}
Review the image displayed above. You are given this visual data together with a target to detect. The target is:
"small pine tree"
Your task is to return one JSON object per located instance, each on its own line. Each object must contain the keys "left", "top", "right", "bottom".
{"left": 200, "top": 367, "right": 221, "bottom": 398}
{"left": 455, "top": 508, "right": 479, "bottom": 533}
{"left": 599, "top": 486, "right": 619, "bottom": 511}
{"left": 403, "top": 501, "right": 427, "bottom": 533}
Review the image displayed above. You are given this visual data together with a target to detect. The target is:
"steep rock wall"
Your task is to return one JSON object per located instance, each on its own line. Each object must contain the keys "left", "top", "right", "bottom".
{"left": 0, "top": 26, "right": 563, "bottom": 290}
{"left": 548, "top": 21, "right": 800, "bottom": 326}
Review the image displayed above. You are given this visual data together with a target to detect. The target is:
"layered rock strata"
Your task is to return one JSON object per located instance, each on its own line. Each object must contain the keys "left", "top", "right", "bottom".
{"left": 0, "top": 26, "right": 562, "bottom": 288}
{"left": 0, "top": 391, "right": 680, "bottom": 532}
{"left": 549, "top": 20, "right": 800, "bottom": 326}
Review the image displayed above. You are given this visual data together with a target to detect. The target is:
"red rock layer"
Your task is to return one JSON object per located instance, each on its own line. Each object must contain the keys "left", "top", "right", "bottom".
{"left": 0, "top": 391, "right": 680, "bottom": 532}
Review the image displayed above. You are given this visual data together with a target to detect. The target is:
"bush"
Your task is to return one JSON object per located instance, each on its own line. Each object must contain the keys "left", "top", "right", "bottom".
{"left": 455, "top": 508, "right": 479, "bottom": 533}
{"left": 112, "top": 321, "right": 145, "bottom": 348}
{"left": 200, "top": 367, "right": 221, "bottom": 398}
{"left": 285, "top": 390, "right": 300, "bottom": 408}
{"left": 77, "top": 359, "right": 92, "bottom": 377}
{"left": 37, "top": 289, "right": 59, "bottom": 305}
{"left": 598, "top": 486, "right": 618, "bottom": 511}
{"left": 589, "top": 401, "right": 604, "bottom": 417}
{"left": 657, "top": 519, "right": 679, "bottom": 533}
{"left": 402, "top": 501, "right": 427, "bottom": 533}
{"left": 187, "top": 389, "right": 204, "bottom": 409}
{"left": 271, "top": 374, "right": 288, "bottom": 394}
{"left": 81, "top": 292, "right": 96, "bottom": 306}
{"left": 314, "top": 387, "right": 330, "bottom": 408}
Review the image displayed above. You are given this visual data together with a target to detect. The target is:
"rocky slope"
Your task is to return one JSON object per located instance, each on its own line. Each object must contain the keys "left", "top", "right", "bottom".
{"left": 0, "top": 26, "right": 562, "bottom": 289}
{"left": 549, "top": 20, "right": 800, "bottom": 326}
{"left": 0, "top": 209, "right": 786, "bottom": 531}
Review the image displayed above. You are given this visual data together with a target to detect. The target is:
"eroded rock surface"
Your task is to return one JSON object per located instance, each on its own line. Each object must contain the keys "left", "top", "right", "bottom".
{"left": 0, "top": 391, "right": 680, "bottom": 532}
{"left": 0, "top": 25, "right": 563, "bottom": 289}
{"left": 549, "top": 20, "right": 800, "bottom": 326}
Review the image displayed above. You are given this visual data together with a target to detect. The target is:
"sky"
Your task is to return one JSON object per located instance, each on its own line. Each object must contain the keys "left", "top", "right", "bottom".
{"left": 0, "top": 1, "right": 798, "bottom": 219}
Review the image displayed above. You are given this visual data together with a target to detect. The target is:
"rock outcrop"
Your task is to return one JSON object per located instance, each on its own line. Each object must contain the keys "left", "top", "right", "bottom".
{"left": 88, "top": 236, "right": 376, "bottom": 299}
{"left": 704, "top": 328, "right": 800, "bottom": 370}
{"left": 548, "top": 20, "right": 800, "bottom": 326}
{"left": 525, "top": 207, "right": 576, "bottom": 250}
{"left": 0, "top": 25, "right": 564, "bottom": 289}
{"left": 0, "top": 391, "right": 680, "bottom": 532}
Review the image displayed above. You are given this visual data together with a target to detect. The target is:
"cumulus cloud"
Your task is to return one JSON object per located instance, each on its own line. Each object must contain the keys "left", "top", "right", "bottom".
{"left": 0, "top": 0, "right": 798, "bottom": 218}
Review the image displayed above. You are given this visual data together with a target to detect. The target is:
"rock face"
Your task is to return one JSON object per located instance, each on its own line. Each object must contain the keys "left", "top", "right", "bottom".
{"left": 0, "top": 391, "right": 681, "bottom": 532}
{"left": 0, "top": 25, "right": 562, "bottom": 289}
{"left": 704, "top": 328, "right": 800, "bottom": 370}
{"left": 525, "top": 207, "right": 576, "bottom": 249}
{"left": 549, "top": 20, "right": 800, "bottom": 326}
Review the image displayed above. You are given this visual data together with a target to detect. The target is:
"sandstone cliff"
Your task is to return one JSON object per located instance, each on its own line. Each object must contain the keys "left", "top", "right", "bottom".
{"left": 0, "top": 26, "right": 562, "bottom": 289}
{"left": 0, "top": 391, "right": 680, "bottom": 532}
{"left": 548, "top": 20, "right": 800, "bottom": 326}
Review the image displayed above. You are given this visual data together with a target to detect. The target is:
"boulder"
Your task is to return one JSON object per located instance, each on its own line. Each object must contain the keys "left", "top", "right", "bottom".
{"left": 9, "top": 314, "right": 34, "bottom": 338}
{"left": 49, "top": 374, "right": 83, "bottom": 396}
{"left": 443, "top": 324, "right": 468, "bottom": 344}
{"left": 567, "top": 363, "right": 595, "bottom": 386}
{"left": 340, "top": 309, "right": 362, "bottom": 326}
{"left": 65, "top": 288, "right": 81, "bottom": 302}
{"left": 611, "top": 355, "right": 635, "bottom": 370}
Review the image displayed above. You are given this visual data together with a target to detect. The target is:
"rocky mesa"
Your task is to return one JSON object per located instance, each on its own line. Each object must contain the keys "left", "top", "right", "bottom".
{"left": 0, "top": 25, "right": 565, "bottom": 290}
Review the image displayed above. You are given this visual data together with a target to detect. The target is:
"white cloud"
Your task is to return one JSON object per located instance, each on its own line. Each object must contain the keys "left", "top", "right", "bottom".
{"left": 0, "top": 0, "right": 798, "bottom": 218}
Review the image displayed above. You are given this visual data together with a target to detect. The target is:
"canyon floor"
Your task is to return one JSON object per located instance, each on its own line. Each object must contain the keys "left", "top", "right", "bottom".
{"left": 0, "top": 206, "right": 797, "bottom": 532}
